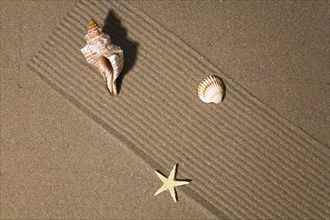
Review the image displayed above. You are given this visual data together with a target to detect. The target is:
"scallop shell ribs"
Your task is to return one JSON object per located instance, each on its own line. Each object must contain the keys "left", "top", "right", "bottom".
{"left": 197, "top": 75, "right": 225, "bottom": 104}
{"left": 81, "top": 18, "right": 124, "bottom": 96}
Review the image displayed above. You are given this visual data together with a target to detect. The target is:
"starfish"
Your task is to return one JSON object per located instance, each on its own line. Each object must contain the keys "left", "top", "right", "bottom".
{"left": 154, "top": 164, "right": 190, "bottom": 203}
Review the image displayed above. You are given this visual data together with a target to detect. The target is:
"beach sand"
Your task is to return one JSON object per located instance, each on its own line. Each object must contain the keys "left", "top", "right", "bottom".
{"left": 1, "top": 1, "right": 329, "bottom": 219}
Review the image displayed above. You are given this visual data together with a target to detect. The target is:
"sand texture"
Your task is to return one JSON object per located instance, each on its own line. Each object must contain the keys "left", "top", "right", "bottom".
{"left": 1, "top": 0, "right": 329, "bottom": 219}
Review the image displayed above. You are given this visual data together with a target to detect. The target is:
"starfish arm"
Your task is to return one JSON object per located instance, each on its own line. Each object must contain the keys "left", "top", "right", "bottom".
{"left": 172, "top": 180, "right": 190, "bottom": 187}
{"left": 155, "top": 171, "right": 167, "bottom": 182}
{"left": 169, "top": 164, "right": 177, "bottom": 180}
{"left": 154, "top": 184, "right": 167, "bottom": 196}
{"left": 169, "top": 187, "right": 177, "bottom": 203}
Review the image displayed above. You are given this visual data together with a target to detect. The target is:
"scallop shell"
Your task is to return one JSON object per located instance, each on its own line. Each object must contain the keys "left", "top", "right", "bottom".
{"left": 81, "top": 18, "right": 124, "bottom": 96}
{"left": 197, "top": 75, "right": 225, "bottom": 104}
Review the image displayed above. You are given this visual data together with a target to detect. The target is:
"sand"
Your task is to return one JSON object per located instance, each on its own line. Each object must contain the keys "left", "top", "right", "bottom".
{"left": 1, "top": 0, "right": 329, "bottom": 219}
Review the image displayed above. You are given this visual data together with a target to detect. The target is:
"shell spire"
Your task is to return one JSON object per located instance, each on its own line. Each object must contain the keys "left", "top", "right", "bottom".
{"left": 87, "top": 17, "right": 99, "bottom": 32}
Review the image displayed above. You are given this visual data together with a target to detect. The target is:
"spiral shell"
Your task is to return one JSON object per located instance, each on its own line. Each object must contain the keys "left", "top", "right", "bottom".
{"left": 197, "top": 75, "right": 225, "bottom": 104}
{"left": 81, "top": 18, "right": 124, "bottom": 96}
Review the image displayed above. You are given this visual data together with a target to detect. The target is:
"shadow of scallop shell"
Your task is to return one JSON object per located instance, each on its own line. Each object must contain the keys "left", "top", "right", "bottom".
{"left": 197, "top": 75, "right": 225, "bottom": 104}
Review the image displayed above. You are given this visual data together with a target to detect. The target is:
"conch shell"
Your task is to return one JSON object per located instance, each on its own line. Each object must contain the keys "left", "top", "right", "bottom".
{"left": 81, "top": 18, "right": 124, "bottom": 96}
{"left": 197, "top": 75, "right": 225, "bottom": 104}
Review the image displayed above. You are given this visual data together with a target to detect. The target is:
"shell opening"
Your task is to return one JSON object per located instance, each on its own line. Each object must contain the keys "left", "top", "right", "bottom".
{"left": 97, "top": 56, "right": 117, "bottom": 95}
